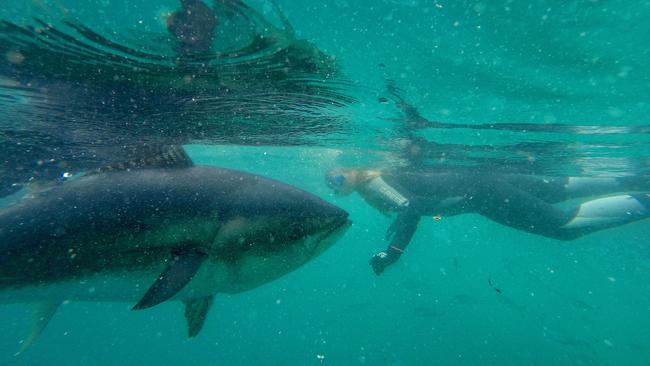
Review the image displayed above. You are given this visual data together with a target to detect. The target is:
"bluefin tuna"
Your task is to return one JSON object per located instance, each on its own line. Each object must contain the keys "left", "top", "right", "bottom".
{"left": 0, "top": 146, "right": 350, "bottom": 351}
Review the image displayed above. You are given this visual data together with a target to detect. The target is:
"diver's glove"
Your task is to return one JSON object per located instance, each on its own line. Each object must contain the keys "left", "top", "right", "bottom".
{"left": 369, "top": 247, "right": 402, "bottom": 276}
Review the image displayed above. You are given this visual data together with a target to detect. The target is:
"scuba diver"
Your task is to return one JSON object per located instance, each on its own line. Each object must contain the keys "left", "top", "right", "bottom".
{"left": 167, "top": 0, "right": 218, "bottom": 56}
{"left": 326, "top": 169, "right": 650, "bottom": 275}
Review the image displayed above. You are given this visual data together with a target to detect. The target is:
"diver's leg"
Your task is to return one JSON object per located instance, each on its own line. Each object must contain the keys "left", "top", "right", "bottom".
{"left": 501, "top": 174, "right": 650, "bottom": 203}
{"left": 498, "top": 174, "right": 569, "bottom": 202}
{"left": 471, "top": 183, "right": 573, "bottom": 239}
{"left": 564, "top": 176, "right": 649, "bottom": 198}
{"left": 471, "top": 179, "right": 650, "bottom": 240}
{"left": 560, "top": 193, "right": 650, "bottom": 238}
{"left": 474, "top": 181, "right": 650, "bottom": 240}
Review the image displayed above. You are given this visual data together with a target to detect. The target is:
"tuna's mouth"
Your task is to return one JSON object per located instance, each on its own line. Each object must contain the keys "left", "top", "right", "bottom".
{"left": 302, "top": 218, "right": 351, "bottom": 256}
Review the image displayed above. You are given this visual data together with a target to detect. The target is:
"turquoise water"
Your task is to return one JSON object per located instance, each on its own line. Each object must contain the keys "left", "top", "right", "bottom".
{"left": 2, "top": 1, "right": 650, "bottom": 365}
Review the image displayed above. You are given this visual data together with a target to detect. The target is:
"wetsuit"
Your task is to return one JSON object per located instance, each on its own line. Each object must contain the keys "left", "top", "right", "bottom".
{"left": 364, "top": 171, "right": 650, "bottom": 274}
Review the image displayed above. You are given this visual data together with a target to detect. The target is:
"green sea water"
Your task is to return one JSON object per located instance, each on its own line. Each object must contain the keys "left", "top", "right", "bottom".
{"left": 1, "top": 1, "right": 650, "bottom": 365}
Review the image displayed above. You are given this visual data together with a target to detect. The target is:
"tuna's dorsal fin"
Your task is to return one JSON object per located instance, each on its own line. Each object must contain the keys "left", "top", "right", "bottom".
{"left": 132, "top": 249, "right": 207, "bottom": 310}
{"left": 90, "top": 145, "right": 193, "bottom": 176}
{"left": 183, "top": 295, "right": 214, "bottom": 338}
{"left": 15, "top": 302, "right": 60, "bottom": 356}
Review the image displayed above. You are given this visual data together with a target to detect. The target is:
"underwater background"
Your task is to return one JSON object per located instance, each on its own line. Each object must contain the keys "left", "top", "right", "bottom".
{"left": 1, "top": 0, "right": 650, "bottom": 365}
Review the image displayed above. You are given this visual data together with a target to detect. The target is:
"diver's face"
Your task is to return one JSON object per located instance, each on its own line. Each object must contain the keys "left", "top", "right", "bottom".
{"left": 325, "top": 171, "right": 357, "bottom": 195}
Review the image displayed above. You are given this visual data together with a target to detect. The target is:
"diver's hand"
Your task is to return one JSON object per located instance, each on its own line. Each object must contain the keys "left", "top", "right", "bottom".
{"left": 369, "top": 249, "right": 401, "bottom": 276}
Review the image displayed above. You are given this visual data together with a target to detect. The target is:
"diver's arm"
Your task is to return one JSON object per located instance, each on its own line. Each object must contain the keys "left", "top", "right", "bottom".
{"left": 370, "top": 202, "right": 422, "bottom": 275}
{"left": 386, "top": 203, "right": 422, "bottom": 251}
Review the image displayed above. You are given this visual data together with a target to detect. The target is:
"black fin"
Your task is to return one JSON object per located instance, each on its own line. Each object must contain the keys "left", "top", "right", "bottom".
{"left": 183, "top": 296, "right": 214, "bottom": 338}
{"left": 133, "top": 250, "right": 207, "bottom": 310}
{"left": 90, "top": 145, "right": 193, "bottom": 176}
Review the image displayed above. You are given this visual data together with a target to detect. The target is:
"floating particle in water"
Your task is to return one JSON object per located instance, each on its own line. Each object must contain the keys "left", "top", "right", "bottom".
{"left": 6, "top": 50, "right": 25, "bottom": 65}
{"left": 603, "top": 339, "right": 613, "bottom": 347}
{"left": 617, "top": 66, "right": 632, "bottom": 78}
{"left": 607, "top": 276, "right": 616, "bottom": 283}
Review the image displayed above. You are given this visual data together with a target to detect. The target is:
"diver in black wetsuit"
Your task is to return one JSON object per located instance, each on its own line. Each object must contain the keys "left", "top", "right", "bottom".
{"left": 167, "top": 0, "right": 218, "bottom": 56}
{"left": 326, "top": 169, "right": 650, "bottom": 275}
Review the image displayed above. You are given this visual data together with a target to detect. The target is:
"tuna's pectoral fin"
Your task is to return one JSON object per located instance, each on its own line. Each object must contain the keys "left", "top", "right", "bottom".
{"left": 15, "top": 302, "right": 60, "bottom": 356}
{"left": 133, "top": 250, "right": 207, "bottom": 310}
{"left": 183, "top": 295, "right": 214, "bottom": 338}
